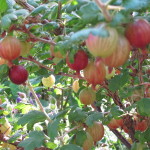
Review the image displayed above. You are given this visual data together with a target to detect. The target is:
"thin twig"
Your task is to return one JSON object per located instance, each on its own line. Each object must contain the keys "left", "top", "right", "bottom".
{"left": 107, "top": 5, "right": 125, "bottom": 10}
{"left": 27, "top": 81, "right": 52, "bottom": 123}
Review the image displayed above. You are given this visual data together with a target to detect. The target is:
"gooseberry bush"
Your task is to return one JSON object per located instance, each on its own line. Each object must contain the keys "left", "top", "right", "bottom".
{"left": 0, "top": 0, "right": 150, "bottom": 150}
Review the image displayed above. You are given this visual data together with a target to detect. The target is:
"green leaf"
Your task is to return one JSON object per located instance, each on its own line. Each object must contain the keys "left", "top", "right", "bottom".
{"left": 1, "top": 13, "right": 17, "bottom": 29}
{"left": 55, "top": 109, "right": 69, "bottom": 119}
{"left": 79, "top": 2, "right": 101, "bottom": 23}
{"left": 119, "top": 87, "right": 134, "bottom": 99}
{"left": 50, "top": 5, "right": 58, "bottom": 20}
{"left": 108, "top": 71, "right": 130, "bottom": 92}
{"left": 14, "top": 9, "right": 29, "bottom": 16}
{"left": 1, "top": 15, "right": 11, "bottom": 29}
{"left": 0, "top": 64, "right": 8, "bottom": 78}
{"left": 143, "top": 128, "right": 150, "bottom": 142}
{"left": 43, "top": 22, "right": 59, "bottom": 31}
{"left": 0, "top": 0, "right": 8, "bottom": 14}
{"left": 54, "top": 60, "right": 64, "bottom": 74}
{"left": 17, "top": 110, "right": 46, "bottom": 127}
{"left": 27, "top": 0, "right": 39, "bottom": 7}
{"left": 85, "top": 112, "right": 104, "bottom": 126}
{"left": 48, "top": 118, "right": 61, "bottom": 141}
{"left": 69, "top": 107, "right": 87, "bottom": 122}
{"left": 111, "top": 12, "right": 127, "bottom": 26}
{"left": 7, "top": 13, "right": 17, "bottom": 20}
{"left": 55, "top": 26, "right": 109, "bottom": 52}
{"left": 131, "top": 142, "right": 148, "bottom": 150}
{"left": 6, "top": 0, "right": 16, "bottom": 8}
{"left": 75, "top": 131, "right": 87, "bottom": 146}
{"left": 70, "top": 27, "right": 109, "bottom": 43}
{"left": 8, "top": 130, "right": 22, "bottom": 143}
{"left": 18, "top": 131, "right": 45, "bottom": 150}
{"left": 122, "top": 0, "right": 150, "bottom": 10}
{"left": 9, "top": 82, "right": 20, "bottom": 96}
{"left": 136, "top": 98, "right": 150, "bottom": 116}
{"left": 30, "top": 4, "right": 48, "bottom": 16}
{"left": 134, "top": 130, "right": 150, "bottom": 143}
{"left": 110, "top": 106, "right": 124, "bottom": 118}
{"left": 60, "top": 144, "right": 82, "bottom": 150}
{"left": 45, "top": 142, "right": 57, "bottom": 149}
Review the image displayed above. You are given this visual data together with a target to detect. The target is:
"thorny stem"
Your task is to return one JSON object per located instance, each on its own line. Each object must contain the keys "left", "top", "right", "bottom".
{"left": 27, "top": 81, "right": 52, "bottom": 123}
{"left": 9, "top": 25, "right": 56, "bottom": 46}
{"left": 20, "top": 56, "right": 84, "bottom": 79}
{"left": 28, "top": 32, "right": 56, "bottom": 46}
{"left": 93, "top": 0, "right": 112, "bottom": 22}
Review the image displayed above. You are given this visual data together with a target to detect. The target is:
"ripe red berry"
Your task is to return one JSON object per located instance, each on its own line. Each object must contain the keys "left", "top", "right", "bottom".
{"left": 66, "top": 50, "right": 88, "bottom": 73}
{"left": 108, "top": 118, "right": 123, "bottom": 129}
{"left": 125, "top": 19, "right": 150, "bottom": 48}
{"left": 134, "top": 120, "right": 148, "bottom": 132}
{"left": 9, "top": 65, "right": 28, "bottom": 85}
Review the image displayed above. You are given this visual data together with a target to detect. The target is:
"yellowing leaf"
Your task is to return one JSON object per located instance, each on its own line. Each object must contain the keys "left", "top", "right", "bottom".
{"left": 72, "top": 80, "right": 80, "bottom": 93}
{"left": 105, "top": 66, "right": 115, "bottom": 80}
{"left": 42, "top": 75, "right": 55, "bottom": 87}
{"left": 1, "top": 143, "right": 16, "bottom": 150}
{"left": 0, "top": 118, "right": 12, "bottom": 136}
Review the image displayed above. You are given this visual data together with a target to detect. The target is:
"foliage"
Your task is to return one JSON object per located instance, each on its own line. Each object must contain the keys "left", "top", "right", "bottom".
{"left": 0, "top": 0, "right": 150, "bottom": 150}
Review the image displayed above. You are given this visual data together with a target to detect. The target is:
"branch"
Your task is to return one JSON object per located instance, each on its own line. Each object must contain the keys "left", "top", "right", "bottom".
{"left": 102, "top": 82, "right": 125, "bottom": 110}
{"left": 20, "top": 56, "right": 84, "bottom": 79}
{"left": 15, "top": 0, "right": 34, "bottom": 12}
{"left": 28, "top": 32, "right": 56, "bottom": 46}
{"left": 93, "top": 0, "right": 112, "bottom": 22}
{"left": 15, "top": 0, "right": 49, "bottom": 25}
{"left": 27, "top": 81, "right": 52, "bottom": 123}
{"left": 8, "top": 25, "right": 55, "bottom": 46}
{"left": 111, "top": 130, "right": 131, "bottom": 149}
{"left": 123, "top": 114, "right": 138, "bottom": 143}
{"left": 57, "top": 1, "right": 62, "bottom": 20}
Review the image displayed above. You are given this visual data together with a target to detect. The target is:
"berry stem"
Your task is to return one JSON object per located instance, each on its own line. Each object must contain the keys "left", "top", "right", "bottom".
{"left": 27, "top": 81, "right": 52, "bottom": 123}
{"left": 7, "top": 61, "right": 13, "bottom": 68}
